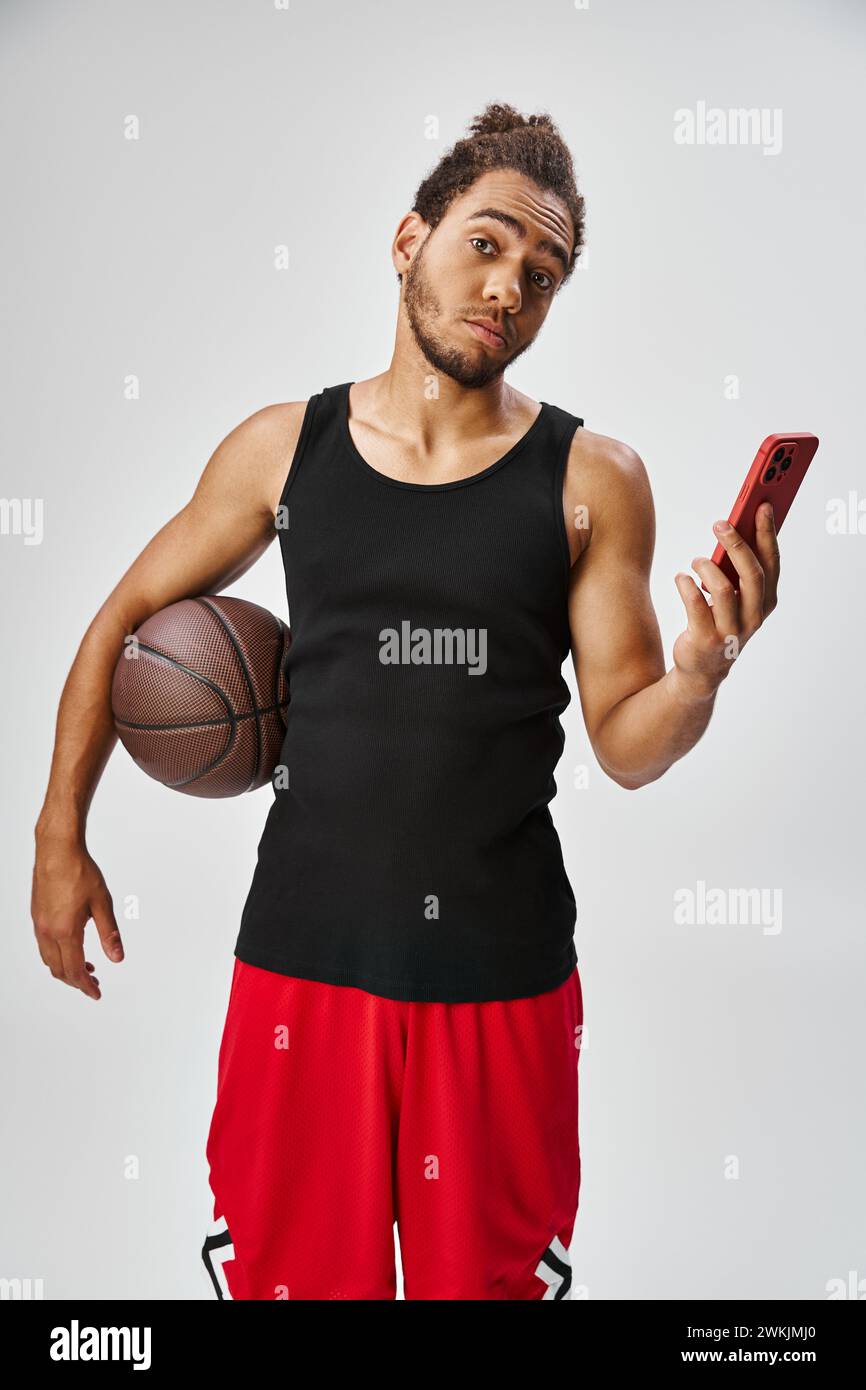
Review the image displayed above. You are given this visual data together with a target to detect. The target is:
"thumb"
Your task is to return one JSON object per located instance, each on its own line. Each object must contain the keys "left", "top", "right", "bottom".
{"left": 91, "top": 892, "right": 124, "bottom": 962}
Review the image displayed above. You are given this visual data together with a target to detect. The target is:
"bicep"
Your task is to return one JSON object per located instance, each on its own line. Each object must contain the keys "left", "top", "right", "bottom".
{"left": 93, "top": 402, "right": 302, "bottom": 634}
{"left": 567, "top": 446, "right": 666, "bottom": 762}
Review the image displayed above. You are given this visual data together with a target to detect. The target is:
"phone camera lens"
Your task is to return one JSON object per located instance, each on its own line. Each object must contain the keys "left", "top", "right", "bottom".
{"left": 772, "top": 447, "right": 785, "bottom": 464}
{"left": 763, "top": 466, "right": 776, "bottom": 482}
{"left": 780, "top": 458, "right": 791, "bottom": 470}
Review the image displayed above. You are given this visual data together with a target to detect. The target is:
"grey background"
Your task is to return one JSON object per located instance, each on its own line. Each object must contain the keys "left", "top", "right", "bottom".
{"left": 1, "top": 0, "right": 863, "bottom": 1299}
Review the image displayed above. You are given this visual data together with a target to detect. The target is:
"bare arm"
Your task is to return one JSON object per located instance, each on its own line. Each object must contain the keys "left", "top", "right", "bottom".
{"left": 32, "top": 401, "right": 306, "bottom": 998}
{"left": 566, "top": 440, "right": 779, "bottom": 791}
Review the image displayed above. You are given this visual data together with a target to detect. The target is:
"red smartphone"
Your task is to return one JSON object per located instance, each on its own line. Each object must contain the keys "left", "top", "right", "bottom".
{"left": 701, "top": 432, "right": 820, "bottom": 593}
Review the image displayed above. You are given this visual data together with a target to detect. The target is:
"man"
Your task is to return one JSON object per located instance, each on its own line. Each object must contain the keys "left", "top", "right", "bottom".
{"left": 31, "top": 103, "right": 779, "bottom": 1300}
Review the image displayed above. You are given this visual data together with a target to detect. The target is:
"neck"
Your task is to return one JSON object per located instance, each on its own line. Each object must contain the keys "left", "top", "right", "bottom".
{"left": 354, "top": 325, "right": 528, "bottom": 457}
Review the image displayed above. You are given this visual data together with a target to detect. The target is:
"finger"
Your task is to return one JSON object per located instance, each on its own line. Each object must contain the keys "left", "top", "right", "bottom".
{"left": 58, "top": 935, "right": 101, "bottom": 1000}
{"left": 753, "top": 501, "right": 780, "bottom": 611}
{"left": 710, "top": 520, "right": 764, "bottom": 630}
{"left": 691, "top": 556, "right": 740, "bottom": 639}
{"left": 674, "top": 571, "right": 717, "bottom": 641}
{"left": 34, "top": 918, "right": 82, "bottom": 988}
{"left": 91, "top": 892, "right": 124, "bottom": 963}
{"left": 35, "top": 929, "right": 65, "bottom": 984}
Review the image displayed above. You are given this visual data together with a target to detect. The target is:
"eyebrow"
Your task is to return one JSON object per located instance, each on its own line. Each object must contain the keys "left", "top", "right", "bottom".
{"left": 464, "top": 206, "right": 572, "bottom": 273}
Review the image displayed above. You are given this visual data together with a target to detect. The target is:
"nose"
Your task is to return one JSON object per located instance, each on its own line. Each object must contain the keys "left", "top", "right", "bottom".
{"left": 482, "top": 271, "right": 522, "bottom": 316}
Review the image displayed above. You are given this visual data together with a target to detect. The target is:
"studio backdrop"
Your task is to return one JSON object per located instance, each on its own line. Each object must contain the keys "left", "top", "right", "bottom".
{"left": 1, "top": 0, "right": 863, "bottom": 1300}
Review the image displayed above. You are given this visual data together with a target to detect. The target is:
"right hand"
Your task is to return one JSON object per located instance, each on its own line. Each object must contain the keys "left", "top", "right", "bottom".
{"left": 31, "top": 833, "right": 124, "bottom": 1001}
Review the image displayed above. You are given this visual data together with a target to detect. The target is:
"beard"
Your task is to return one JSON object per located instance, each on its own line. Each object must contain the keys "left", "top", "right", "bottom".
{"left": 402, "top": 237, "right": 534, "bottom": 388}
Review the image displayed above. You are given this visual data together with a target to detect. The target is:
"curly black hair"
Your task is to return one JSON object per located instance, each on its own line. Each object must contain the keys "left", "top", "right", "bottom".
{"left": 402, "top": 102, "right": 585, "bottom": 291}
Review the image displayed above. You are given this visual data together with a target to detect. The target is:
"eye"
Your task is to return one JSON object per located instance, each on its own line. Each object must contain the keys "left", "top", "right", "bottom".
{"left": 470, "top": 238, "right": 555, "bottom": 293}
{"left": 531, "top": 270, "right": 554, "bottom": 292}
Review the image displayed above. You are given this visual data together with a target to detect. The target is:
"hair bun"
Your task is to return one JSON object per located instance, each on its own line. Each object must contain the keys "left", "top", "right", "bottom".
{"left": 468, "top": 102, "right": 554, "bottom": 138}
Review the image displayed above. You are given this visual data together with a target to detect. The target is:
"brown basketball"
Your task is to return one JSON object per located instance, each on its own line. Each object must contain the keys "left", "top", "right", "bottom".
{"left": 111, "top": 594, "right": 290, "bottom": 796}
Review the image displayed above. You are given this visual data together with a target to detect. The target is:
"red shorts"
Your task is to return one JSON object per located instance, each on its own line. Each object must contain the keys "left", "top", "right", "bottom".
{"left": 202, "top": 957, "right": 583, "bottom": 1300}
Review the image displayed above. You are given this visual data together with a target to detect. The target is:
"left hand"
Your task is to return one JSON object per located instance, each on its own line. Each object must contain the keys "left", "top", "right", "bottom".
{"left": 673, "top": 502, "right": 780, "bottom": 697}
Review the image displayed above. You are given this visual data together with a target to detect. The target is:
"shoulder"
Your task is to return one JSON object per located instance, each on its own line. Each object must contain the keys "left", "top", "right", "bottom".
{"left": 206, "top": 400, "right": 311, "bottom": 472}
{"left": 245, "top": 399, "right": 311, "bottom": 454}
{"left": 565, "top": 424, "right": 650, "bottom": 496}
{"left": 223, "top": 401, "right": 313, "bottom": 517}
{"left": 562, "top": 424, "right": 654, "bottom": 565}
{"left": 192, "top": 401, "right": 312, "bottom": 524}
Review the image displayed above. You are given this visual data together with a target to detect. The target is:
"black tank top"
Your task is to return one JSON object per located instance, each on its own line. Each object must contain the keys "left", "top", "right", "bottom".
{"left": 234, "top": 381, "right": 584, "bottom": 1003}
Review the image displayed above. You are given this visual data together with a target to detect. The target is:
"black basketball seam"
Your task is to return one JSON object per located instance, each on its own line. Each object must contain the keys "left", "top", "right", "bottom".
{"left": 196, "top": 597, "right": 262, "bottom": 794}
{"left": 270, "top": 612, "right": 290, "bottom": 730}
{"left": 271, "top": 613, "right": 283, "bottom": 714}
{"left": 120, "top": 641, "right": 241, "bottom": 789}
{"left": 115, "top": 702, "right": 287, "bottom": 733}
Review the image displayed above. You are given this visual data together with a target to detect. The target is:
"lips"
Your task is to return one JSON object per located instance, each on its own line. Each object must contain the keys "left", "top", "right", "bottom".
{"left": 466, "top": 320, "right": 506, "bottom": 348}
